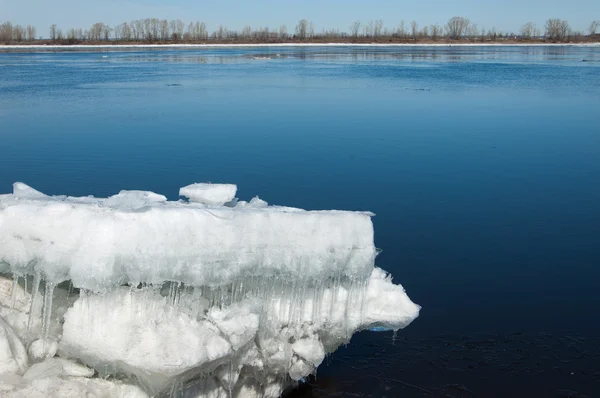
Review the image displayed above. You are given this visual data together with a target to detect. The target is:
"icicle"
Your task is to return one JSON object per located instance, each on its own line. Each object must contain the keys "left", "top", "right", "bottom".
{"left": 173, "top": 282, "right": 180, "bottom": 305}
{"left": 227, "top": 361, "right": 234, "bottom": 398}
{"left": 170, "top": 282, "right": 180, "bottom": 306}
{"left": 41, "top": 281, "right": 55, "bottom": 341}
{"left": 10, "top": 274, "right": 19, "bottom": 309}
{"left": 27, "top": 270, "right": 41, "bottom": 334}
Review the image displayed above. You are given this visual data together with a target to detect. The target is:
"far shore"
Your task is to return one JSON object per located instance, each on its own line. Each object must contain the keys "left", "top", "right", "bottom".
{"left": 2, "top": 42, "right": 600, "bottom": 50}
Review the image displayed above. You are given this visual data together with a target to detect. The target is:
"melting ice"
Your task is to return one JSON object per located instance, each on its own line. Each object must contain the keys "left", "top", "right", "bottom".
{"left": 0, "top": 182, "right": 420, "bottom": 397}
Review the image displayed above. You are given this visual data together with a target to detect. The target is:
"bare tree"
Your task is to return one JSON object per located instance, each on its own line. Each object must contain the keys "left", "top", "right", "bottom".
{"left": 295, "top": 19, "right": 309, "bottom": 40}
{"left": 256, "top": 26, "right": 269, "bottom": 40}
{"left": 14, "top": 25, "right": 25, "bottom": 41}
{"left": 116, "top": 22, "right": 132, "bottom": 41}
{"left": 26, "top": 25, "right": 36, "bottom": 41}
{"left": 169, "top": 19, "right": 184, "bottom": 41}
{"left": 241, "top": 25, "right": 252, "bottom": 39}
{"left": 520, "top": 22, "right": 536, "bottom": 39}
{"left": 279, "top": 25, "right": 288, "bottom": 39}
{"left": 190, "top": 22, "right": 208, "bottom": 40}
{"left": 589, "top": 21, "right": 599, "bottom": 35}
{"left": 467, "top": 24, "right": 479, "bottom": 39}
{"left": 159, "top": 19, "right": 169, "bottom": 41}
{"left": 216, "top": 25, "right": 227, "bottom": 40}
{"left": 175, "top": 20, "right": 185, "bottom": 39}
{"left": 479, "top": 27, "right": 487, "bottom": 42}
{"left": 67, "top": 28, "right": 76, "bottom": 40}
{"left": 0, "top": 22, "right": 13, "bottom": 42}
{"left": 411, "top": 20, "right": 418, "bottom": 39}
{"left": 89, "top": 23, "right": 105, "bottom": 41}
{"left": 151, "top": 18, "right": 160, "bottom": 41}
{"left": 364, "top": 21, "right": 373, "bottom": 37}
{"left": 373, "top": 19, "right": 383, "bottom": 38}
{"left": 350, "top": 21, "right": 361, "bottom": 38}
{"left": 446, "top": 16, "right": 470, "bottom": 39}
{"left": 102, "top": 25, "right": 112, "bottom": 41}
{"left": 49, "top": 24, "right": 57, "bottom": 41}
{"left": 134, "top": 20, "right": 143, "bottom": 41}
{"left": 143, "top": 19, "right": 152, "bottom": 40}
{"left": 396, "top": 21, "right": 406, "bottom": 38}
{"left": 545, "top": 18, "right": 570, "bottom": 41}
{"left": 430, "top": 24, "right": 441, "bottom": 40}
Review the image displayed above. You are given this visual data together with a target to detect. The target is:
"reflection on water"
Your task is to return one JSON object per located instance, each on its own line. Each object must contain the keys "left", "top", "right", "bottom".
{"left": 2, "top": 45, "right": 599, "bottom": 65}
{"left": 105, "top": 46, "right": 600, "bottom": 65}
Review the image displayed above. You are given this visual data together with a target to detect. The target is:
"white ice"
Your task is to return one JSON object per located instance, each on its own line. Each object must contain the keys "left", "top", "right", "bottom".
{"left": 179, "top": 183, "right": 237, "bottom": 206}
{"left": 0, "top": 183, "right": 375, "bottom": 290}
{"left": 0, "top": 182, "right": 420, "bottom": 397}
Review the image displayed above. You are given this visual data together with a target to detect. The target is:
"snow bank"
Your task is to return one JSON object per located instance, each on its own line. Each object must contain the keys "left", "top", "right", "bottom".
{"left": 0, "top": 182, "right": 420, "bottom": 396}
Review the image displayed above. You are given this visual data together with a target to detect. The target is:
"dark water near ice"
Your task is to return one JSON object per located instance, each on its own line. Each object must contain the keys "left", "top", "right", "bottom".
{"left": 1, "top": 45, "right": 600, "bottom": 397}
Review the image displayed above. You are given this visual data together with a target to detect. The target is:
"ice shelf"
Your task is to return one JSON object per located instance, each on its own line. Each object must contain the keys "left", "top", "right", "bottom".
{"left": 0, "top": 182, "right": 420, "bottom": 397}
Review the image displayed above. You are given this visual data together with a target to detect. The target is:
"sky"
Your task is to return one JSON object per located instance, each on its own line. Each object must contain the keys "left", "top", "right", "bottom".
{"left": 2, "top": 0, "right": 598, "bottom": 38}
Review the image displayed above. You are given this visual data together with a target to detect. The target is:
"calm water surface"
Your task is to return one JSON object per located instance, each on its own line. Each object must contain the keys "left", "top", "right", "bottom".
{"left": 1, "top": 46, "right": 599, "bottom": 397}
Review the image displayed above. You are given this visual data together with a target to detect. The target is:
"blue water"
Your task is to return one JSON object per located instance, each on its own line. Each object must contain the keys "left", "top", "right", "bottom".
{"left": 1, "top": 46, "right": 600, "bottom": 396}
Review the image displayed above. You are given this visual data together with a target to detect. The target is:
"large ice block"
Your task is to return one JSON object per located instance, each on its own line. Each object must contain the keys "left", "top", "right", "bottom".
{"left": 0, "top": 182, "right": 420, "bottom": 397}
{"left": 0, "top": 183, "right": 375, "bottom": 291}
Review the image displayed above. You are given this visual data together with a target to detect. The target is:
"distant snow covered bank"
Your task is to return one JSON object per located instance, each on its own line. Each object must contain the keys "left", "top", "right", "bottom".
{"left": 1, "top": 42, "right": 600, "bottom": 50}
{"left": 0, "top": 182, "right": 420, "bottom": 397}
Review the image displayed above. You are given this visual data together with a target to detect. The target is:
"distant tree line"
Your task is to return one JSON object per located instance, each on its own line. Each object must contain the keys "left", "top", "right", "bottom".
{"left": 0, "top": 22, "right": 36, "bottom": 42}
{"left": 1, "top": 17, "right": 599, "bottom": 44}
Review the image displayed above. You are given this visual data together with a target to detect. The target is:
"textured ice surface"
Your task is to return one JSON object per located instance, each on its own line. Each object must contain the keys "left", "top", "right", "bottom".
{"left": 0, "top": 183, "right": 420, "bottom": 397}
{"left": 0, "top": 183, "right": 375, "bottom": 290}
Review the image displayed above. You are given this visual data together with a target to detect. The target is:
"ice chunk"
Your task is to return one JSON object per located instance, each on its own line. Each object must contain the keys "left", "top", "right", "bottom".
{"left": 12, "top": 183, "right": 47, "bottom": 200}
{"left": 234, "top": 196, "right": 268, "bottom": 209}
{"left": 23, "top": 357, "right": 94, "bottom": 380}
{"left": 0, "top": 315, "right": 28, "bottom": 375}
{"left": 28, "top": 339, "right": 58, "bottom": 362}
{"left": 292, "top": 338, "right": 325, "bottom": 367}
{"left": 0, "top": 183, "right": 375, "bottom": 290}
{"left": 0, "top": 182, "right": 420, "bottom": 396}
{"left": 59, "top": 287, "right": 233, "bottom": 381}
{"left": 362, "top": 267, "right": 422, "bottom": 330}
{"left": 208, "top": 301, "right": 260, "bottom": 351}
{"left": 179, "top": 183, "right": 237, "bottom": 206}
{"left": 288, "top": 356, "right": 312, "bottom": 381}
{"left": 103, "top": 190, "right": 167, "bottom": 210}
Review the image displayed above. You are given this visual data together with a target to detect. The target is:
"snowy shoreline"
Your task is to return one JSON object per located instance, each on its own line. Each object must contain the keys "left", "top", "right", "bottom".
{"left": 1, "top": 42, "right": 600, "bottom": 50}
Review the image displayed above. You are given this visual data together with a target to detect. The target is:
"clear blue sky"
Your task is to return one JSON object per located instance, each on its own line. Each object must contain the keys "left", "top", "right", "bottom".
{"left": 2, "top": 0, "right": 598, "bottom": 37}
